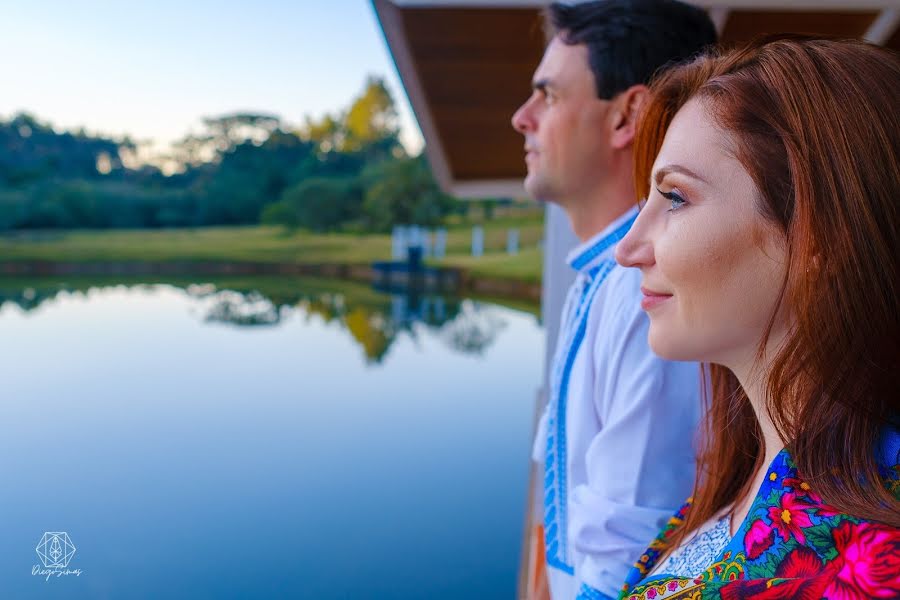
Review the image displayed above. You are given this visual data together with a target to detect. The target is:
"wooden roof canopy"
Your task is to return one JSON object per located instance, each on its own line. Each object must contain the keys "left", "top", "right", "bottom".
{"left": 372, "top": 0, "right": 900, "bottom": 198}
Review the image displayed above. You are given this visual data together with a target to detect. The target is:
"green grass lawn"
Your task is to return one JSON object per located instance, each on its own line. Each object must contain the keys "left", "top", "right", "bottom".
{"left": 433, "top": 247, "right": 542, "bottom": 284}
{"left": 0, "top": 217, "right": 544, "bottom": 284}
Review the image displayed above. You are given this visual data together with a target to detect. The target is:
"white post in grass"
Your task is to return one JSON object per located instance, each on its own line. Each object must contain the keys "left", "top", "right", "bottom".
{"left": 392, "top": 225, "right": 406, "bottom": 260}
{"left": 408, "top": 225, "right": 422, "bottom": 255}
{"left": 507, "top": 228, "right": 519, "bottom": 255}
{"left": 471, "top": 226, "right": 484, "bottom": 257}
{"left": 434, "top": 228, "right": 447, "bottom": 259}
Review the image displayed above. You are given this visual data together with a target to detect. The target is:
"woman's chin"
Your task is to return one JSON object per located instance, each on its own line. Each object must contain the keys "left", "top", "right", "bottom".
{"left": 648, "top": 328, "right": 698, "bottom": 363}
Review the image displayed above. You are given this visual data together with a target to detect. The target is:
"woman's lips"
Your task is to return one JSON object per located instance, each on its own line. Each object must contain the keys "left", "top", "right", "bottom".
{"left": 640, "top": 287, "right": 673, "bottom": 311}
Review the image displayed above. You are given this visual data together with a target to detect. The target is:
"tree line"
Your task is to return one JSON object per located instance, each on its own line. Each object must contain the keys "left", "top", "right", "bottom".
{"left": 0, "top": 76, "right": 467, "bottom": 232}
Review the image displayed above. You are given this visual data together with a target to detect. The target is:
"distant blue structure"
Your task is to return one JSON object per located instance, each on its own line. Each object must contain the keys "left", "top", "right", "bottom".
{"left": 434, "top": 228, "right": 447, "bottom": 259}
{"left": 375, "top": 224, "right": 461, "bottom": 293}
{"left": 472, "top": 226, "right": 484, "bottom": 257}
{"left": 507, "top": 229, "right": 519, "bottom": 255}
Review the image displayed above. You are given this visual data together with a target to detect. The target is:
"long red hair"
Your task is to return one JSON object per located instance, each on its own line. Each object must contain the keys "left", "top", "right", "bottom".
{"left": 633, "top": 36, "right": 900, "bottom": 542}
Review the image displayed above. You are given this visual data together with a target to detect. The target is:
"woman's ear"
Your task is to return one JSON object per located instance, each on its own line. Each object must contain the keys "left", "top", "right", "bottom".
{"left": 610, "top": 85, "right": 649, "bottom": 150}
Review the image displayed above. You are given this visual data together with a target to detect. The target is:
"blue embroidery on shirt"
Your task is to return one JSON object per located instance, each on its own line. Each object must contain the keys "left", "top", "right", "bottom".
{"left": 544, "top": 259, "right": 617, "bottom": 574}
{"left": 569, "top": 214, "right": 636, "bottom": 271}
{"left": 575, "top": 583, "right": 616, "bottom": 600}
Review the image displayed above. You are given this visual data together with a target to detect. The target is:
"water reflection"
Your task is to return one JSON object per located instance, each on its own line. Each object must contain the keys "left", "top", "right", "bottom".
{"left": 0, "top": 274, "right": 544, "bottom": 599}
{"left": 201, "top": 290, "right": 283, "bottom": 327}
{"left": 0, "top": 276, "right": 534, "bottom": 363}
{"left": 437, "top": 300, "right": 508, "bottom": 355}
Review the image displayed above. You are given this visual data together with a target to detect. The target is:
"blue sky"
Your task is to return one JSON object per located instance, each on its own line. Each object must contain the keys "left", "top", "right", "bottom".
{"left": 0, "top": 0, "right": 423, "bottom": 153}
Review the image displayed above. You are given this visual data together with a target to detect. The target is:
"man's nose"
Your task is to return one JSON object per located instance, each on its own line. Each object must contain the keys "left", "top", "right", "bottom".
{"left": 511, "top": 99, "right": 534, "bottom": 134}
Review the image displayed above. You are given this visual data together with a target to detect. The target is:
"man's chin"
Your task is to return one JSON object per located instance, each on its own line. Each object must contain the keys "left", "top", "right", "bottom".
{"left": 523, "top": 173, "right": 542, "bottom": 199}
{"left": 523, "top": 175, "right": 556, "bottom": 204}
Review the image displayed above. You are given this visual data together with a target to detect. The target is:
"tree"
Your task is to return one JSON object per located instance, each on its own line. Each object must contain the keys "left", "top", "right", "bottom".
{"left": 299, "top": 76, "right": 402, "bottom": 161}
{"left": 301, "top": 113, "right": 343, "bottom": 153}
{"left": 194, "top": 131, "right": 316, "bottom": 225}
{"left": 202, "top": 113, "right": 281, "bottom": 148}
{"left": 0, "top": 112, "right": 123, "bottom": 186}
{"left": 344, "top": 76, "right": 400, "bottom": 152}
{"left": 344, "top": 306, "right": 393, "bottom": 363}
{"left": 171, "top": 112, "right": 283, "bottom": 169}
{"left": 0, "top": 73, "right": 417, "bottom": 231}
{"left": 276, "top": 177, "right": 362, "bottom": 232}
{"left": 260, "top": 200, "right": 300, "bottom": 231}
{"left": 361, "top": 156, "right": 458, "bottom": 231}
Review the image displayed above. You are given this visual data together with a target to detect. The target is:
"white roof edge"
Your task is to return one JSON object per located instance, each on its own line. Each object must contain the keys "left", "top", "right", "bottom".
{"left": 865, "top": 8, "right": 900, "bottom": 43}
{"left": 451, "top": 179, "right": 526, "bottom": 199}
{"left": 371, "top": 0, "right": 455, "bottom": 191}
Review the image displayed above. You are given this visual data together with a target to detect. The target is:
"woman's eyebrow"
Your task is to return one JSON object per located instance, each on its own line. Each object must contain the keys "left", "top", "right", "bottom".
{"left": 653, "top": 164, "right": 709, "bottom": 186}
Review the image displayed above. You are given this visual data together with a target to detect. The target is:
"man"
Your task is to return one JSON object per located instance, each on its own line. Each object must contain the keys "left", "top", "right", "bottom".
{"left": 511, "top": 2, "right": 717, "bottom": 599}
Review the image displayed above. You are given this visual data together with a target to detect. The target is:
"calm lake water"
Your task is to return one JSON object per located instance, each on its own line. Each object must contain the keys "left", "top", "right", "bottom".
{"left": 0, "top": 277, "right": 544, "bottom": 599}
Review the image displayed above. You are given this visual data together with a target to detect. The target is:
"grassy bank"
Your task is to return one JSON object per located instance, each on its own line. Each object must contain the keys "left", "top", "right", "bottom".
{"left": 0, "top": 217, "right": 544, "bottom": 284}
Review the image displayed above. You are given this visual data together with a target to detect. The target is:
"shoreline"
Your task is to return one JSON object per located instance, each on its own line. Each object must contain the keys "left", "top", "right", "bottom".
{"left": 0, "top": 259, "right": 543, "bottom": 303}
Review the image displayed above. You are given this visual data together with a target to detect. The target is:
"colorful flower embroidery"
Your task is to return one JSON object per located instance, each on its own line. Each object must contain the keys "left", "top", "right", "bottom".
{"left": 781, "top": 477, "right": 816, "bottom": 500}
{"left": 744, "top": 519, "right": 775, "bottom": 560}
{"left": 825, "top": 520, "right": 900, "bottom": 599}
{"left": 617, "top": 445, "right": 900, "bottom": 600}
{"left": 766, "top": 492, "right": 814, "bottom": 544}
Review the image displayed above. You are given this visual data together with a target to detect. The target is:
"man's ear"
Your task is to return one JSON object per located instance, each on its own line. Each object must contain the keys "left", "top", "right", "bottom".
{"left": 609, "top": 84, "right": 649, "bottom": 150}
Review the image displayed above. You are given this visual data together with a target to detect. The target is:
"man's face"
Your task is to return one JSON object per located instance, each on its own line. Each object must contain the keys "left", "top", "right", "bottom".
{"left": 511, "top": 36, "right": 613, "bottom": 205}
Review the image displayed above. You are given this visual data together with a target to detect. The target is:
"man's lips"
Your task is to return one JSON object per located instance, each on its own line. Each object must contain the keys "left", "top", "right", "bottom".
{"left": 640, "top": 287, "right": 673, "bottom": 311}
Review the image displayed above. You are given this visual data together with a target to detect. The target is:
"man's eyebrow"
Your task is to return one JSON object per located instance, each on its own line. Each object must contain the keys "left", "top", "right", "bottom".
{"left": 532, "top": 78, "right": 553, "bottom": 93}
{"left": 653, "top": 164, "right": 709, "bottom": 186}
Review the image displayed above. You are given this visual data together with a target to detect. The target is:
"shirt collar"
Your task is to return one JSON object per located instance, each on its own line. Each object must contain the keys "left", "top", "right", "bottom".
{"left": 566, "top": 205, "right": 638, "bottom": 275}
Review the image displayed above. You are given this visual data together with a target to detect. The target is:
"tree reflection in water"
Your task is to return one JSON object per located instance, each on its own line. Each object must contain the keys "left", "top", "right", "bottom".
{"left": 0, "top": 276, "right": 531, "bottom": 363}
{"left": 437, "top": 300, "right": 507, "bottom": 356}
{"left": 201, "top": 290, "right": 282, "bottom": 327}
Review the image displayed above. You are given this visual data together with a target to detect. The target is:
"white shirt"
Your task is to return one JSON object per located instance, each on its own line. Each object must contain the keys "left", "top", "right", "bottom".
{"left": 533, "top": 207, "right": 702, "bottom": 600}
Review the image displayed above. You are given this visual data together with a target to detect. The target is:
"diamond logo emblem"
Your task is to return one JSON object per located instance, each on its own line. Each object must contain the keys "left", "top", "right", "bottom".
{"left": 35, "top": 532, "right": 76, "bottom": 568}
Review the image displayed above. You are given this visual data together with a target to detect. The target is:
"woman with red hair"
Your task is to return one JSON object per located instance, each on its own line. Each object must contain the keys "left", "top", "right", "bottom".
{"left": 613, "top": 37, "right": 899, "bottom": 600}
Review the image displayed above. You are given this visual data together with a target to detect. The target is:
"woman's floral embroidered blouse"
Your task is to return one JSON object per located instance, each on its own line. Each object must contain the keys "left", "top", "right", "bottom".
{"left": 618, "top": 447, "right": 900, "bottom": 600}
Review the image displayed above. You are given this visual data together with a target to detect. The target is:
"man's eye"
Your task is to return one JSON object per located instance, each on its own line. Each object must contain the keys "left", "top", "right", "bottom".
{"left": 657, "top": 187, "right": 687, "bottom": 212}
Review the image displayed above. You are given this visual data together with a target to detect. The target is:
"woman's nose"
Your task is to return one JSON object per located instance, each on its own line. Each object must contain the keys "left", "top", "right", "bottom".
{"left": 615, "top": 206, "right": 656, "bottom": 269}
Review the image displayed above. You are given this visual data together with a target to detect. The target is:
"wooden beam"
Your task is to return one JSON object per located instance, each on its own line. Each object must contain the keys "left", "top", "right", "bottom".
{"left": 391, "top": 0, "right": 545, "bottom": 6}
{"left": 692, "top": 0, "right": 899, "bottom": 8}
{"left": 720, "top": 10, "right": 879, "bottom": 45}
{"left": 395, "top": 0, "right": 900, "bottom": 8}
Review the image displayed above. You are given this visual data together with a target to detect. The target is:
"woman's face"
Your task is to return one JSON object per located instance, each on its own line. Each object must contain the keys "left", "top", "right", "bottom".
{"left": 615, "top": 98, "right": 790, "bottom": 369}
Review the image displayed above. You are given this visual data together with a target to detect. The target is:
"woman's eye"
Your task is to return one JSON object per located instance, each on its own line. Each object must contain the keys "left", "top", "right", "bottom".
{"left": 657, "top": 187, "right": 687, "bottom": 212}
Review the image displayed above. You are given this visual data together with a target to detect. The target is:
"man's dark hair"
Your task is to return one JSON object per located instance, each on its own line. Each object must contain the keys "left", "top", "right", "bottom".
{"left": 547, "top": 0, "right": 717, "bottom": 99}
